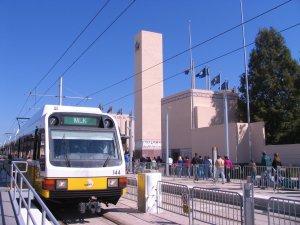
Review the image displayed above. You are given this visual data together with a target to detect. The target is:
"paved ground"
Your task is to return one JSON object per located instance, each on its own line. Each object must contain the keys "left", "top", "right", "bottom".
{"left": 104, "top": 173, "right": 299, "bottom": 225}
{"left": 1, "top": 171, "right": 299, "bottom": 225}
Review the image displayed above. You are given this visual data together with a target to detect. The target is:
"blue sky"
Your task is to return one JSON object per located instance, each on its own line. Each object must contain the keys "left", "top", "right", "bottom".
{"left": 0, "top": 0, "right": 299, "bottom": 144}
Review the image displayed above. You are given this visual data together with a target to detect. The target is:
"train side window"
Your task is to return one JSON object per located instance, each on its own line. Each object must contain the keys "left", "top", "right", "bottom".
{"left": 36, "top": 129, "right": 45, "bottom": 171}
{"left": 37, "top": 129, "right": 45, "bottom": 159}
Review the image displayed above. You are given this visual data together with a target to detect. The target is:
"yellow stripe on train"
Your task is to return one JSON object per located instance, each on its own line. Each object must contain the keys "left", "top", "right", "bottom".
{"left": 68, "top": 177, "right": 107, "bottom": 190}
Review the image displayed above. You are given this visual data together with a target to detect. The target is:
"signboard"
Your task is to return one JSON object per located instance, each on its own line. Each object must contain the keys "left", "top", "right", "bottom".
{"left": 63, "top": 116, "right": 97, "bottom": 126}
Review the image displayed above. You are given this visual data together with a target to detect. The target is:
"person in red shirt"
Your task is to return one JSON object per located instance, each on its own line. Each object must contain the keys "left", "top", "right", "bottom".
{"left": 224, "top": 156, "right": 232, "bottom": 183}
{"left": 184, "top": 156, "right": 191, "bottom": 178}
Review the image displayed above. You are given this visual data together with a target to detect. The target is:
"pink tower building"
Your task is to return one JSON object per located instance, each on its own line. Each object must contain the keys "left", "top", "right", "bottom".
{"left": 134, "top": 30, "right": 163, "bottom": 158}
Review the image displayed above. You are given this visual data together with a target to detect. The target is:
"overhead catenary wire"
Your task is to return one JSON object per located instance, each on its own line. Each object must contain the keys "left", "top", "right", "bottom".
{"left": 30, "top": 0, "right": 137, "bottom": 110}
{"left": 4, "top": 0, "right": 294, "bottom": 135}
{"left": 10, "top": 0, "right": 136, "bottom": 129}
{"left": 101, "top": 22, "right": 300, "bottom": 107}
{"left": 4, "top": 0, "right": 111, "bottom": 134}
{"left": 75, "top": 0, "right": 293, "bottom": 106}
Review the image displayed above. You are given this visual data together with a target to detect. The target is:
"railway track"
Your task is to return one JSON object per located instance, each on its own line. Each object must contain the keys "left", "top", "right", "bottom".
{"left": 43, "top": 201, "right": 118, "bottom": 225}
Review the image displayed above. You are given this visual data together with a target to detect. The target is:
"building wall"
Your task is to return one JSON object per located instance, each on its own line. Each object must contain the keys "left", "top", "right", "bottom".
{"left": 264, "top": 144, "right": 300, "bottom": 166}
{"left": 161, "top": 89, "right": 239, "bottom": 158}
{"left": 161, "top": 90, "right": 193, "bottom": 151}
{"left": 134, "top": 30, "right": 163, "bottom": 157}
{"left": 194, "top": 91, "right": 238, "bottom": 128}
{"left": 191, "top": 123, "right": 238, "bottom": 163}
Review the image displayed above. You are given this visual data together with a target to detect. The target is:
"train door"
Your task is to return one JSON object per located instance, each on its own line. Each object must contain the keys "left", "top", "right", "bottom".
{"left": 33, "top": 129, "right": 45, "bottom": 189}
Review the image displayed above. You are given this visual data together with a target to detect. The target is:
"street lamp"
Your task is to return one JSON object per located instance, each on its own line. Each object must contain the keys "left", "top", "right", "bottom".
{"left": 165, "top": 106, "right": 171, "bottom": 176}
{"left": 128, "top": 112, "right": 134, "bottom": 173}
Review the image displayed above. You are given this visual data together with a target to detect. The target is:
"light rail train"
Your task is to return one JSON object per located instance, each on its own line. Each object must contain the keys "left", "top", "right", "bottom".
{"left": 3, "top": 105, "right": 127, "bottom": 214}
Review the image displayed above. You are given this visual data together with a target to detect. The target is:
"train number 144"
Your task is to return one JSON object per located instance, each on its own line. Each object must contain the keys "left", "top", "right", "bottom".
{"left": 113, "top": 170, "right": 120, "bottom": 175}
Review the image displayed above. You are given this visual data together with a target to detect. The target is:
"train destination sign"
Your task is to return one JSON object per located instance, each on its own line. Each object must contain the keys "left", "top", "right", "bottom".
{"left": 63, "top": 116, "right": 97, "bottom": 126}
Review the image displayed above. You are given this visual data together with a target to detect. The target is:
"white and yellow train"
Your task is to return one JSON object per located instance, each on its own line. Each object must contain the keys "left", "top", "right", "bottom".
{"left": 4, "top": 105, "right": 127, "bottom": 214}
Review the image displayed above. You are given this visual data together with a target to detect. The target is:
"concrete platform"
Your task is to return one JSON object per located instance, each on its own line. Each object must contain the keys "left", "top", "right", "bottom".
{"left": 107, "top": 174, "right": 299, "bottom": 225}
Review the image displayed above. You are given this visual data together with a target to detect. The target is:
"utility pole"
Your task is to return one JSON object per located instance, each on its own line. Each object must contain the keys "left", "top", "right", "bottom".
{"left": 59, "top": 76, "right": 63, "bottom": 105}
{"left": 29, "top": 76, "right": 92, "bottom": 105}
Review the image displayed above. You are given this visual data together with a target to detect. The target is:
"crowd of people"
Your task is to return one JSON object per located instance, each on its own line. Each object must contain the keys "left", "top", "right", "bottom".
{"left": 124, "top": 150, "right": 285, "bottom": 187}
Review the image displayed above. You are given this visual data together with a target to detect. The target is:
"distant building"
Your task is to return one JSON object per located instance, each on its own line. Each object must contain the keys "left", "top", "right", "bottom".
{"left": 112, "top": 113, "right": 134, "bottom": 152}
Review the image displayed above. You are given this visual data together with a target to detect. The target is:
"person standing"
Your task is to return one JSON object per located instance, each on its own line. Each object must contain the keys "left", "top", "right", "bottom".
{"left": 198, "top": 155, "right": 204, "bottom": 179}
{"left": 261, "top": 151, "right": 273, "bottom": 188}
{"left": 214, "top": 155, "right": 225, "bottom": 184}
{"left": 192, "top": 153, "right": 200, "bottom": 181}
{"left": 177, "top": 156, "right": 183, "bottom": 177}
{"left": 208, "top": 156, "right": 213, "bottom": 178}
{"left": 140, "top": 155, "right": 146, "bottom": 172}
{"left": 224, "top": 156, "right": 232, "bottom": 182}
{"left": 124, "top": 151, "right": 129, "bottom": 173}
{"left": 203, "top": 156, "right": 211, "bottom": 180}
{"left": 272, "top": 153, "right": 282, "bottom": 188}
{"left": 249, "top": 160, "right": 257, "bottom": 183}
{"left": 168, "top": 156, "right": 173, "bottom": 176}
{"left": 184, "top": 156, "right": 191, "bottom": 178}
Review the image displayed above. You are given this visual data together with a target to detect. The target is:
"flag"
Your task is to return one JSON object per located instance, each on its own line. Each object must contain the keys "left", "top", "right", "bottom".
{"left": 107, "top": 106, "right": 112, "bottom": 113}
{"left": 196, "top": 67, "right": 209, "bottom": 78}
{"left": 211, "top": 74, "right": 220, "bottom": 86}
{"left": 184, "top": 68, "right": 190, "bottom": 75}
{"left": 221, "top": 80, "right": 228, "bottom": 90}
{"left": 117, "top": 108, "right": 123, "bottom": 115}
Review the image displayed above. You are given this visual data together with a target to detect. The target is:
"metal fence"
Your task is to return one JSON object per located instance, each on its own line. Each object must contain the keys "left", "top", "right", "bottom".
{"left": 192, "top": 187, "right": 243, "bottom": 225}
{"left": 156, "top": 181, "right": 190, "bottom": 223}
{"left": 10, "top": 161, "right": 60, "bottom": 225}
{"left": 243, "top": 165, "right": 300, "bottom": 191}
{"left": 123, "top": 177, "right": 138, "bottom": 201}
{"left": 268, "top": 197, "right": 300, "bottom": 225}
{"left": 130, "top": 162, "right": 300, "bottom": 190}
{"left": 274, "top": 166, "right": 300, "bottom": 190}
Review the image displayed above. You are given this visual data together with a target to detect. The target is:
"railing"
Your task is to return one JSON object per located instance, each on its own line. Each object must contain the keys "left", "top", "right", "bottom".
{"left": 268, "top": 197, "right": 300, "bottom": 225}
{"left": 123, "top": 177, "right": 137, "bottom": 201}
{"left": 156, "top": 181, "right": 191, "bottom": 224}
{"left": 192, "top": 187, "right": 243, "bottom": 225}
{"left": 130, "top": 162, "right": 300, "bottom": 190}
{"left": 10, "top": 161, "right": 60, "bottom": 225}
{"left": 274, "top": 166, "right": 300, "bottom": 190}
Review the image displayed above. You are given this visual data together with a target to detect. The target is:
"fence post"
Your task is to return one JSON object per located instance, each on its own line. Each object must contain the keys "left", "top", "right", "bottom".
{"left": 243, "top": 183, "right": 254, "bottom": 225}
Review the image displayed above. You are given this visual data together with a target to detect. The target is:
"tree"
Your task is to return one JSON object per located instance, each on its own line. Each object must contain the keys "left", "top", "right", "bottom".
{"left": 238, "top": 27, "right": 300, "bottom": 144}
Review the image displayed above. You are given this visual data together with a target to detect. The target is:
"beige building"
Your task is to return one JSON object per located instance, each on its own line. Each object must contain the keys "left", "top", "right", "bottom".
{"left": 129, "top": 30, "right": 300, "bottom": 165}
{"left": 161, "top": 89, "right": 239, "bottom": 161}
{"left": 112, "top": 113, "right": 134, "bottom": 151}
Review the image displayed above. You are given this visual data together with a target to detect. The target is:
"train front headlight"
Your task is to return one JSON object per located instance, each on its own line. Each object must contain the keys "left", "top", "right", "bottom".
{"left": 56, "top": 179, "right": 68, "bottom": 190}
{"left": 107, "top": 178, "right": 118, "bottom": 188}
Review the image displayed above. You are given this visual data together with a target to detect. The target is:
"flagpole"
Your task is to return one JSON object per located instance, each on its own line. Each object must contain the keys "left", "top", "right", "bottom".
{"left": 189, "top": 21, "right": 195, "bottom": 90}
{"left": 208, "top": 68, "right": 210, "bottom": 90}
{"left": 240, "top": 0, "right": 252, "bottom": 160}
{"left": 224, "top": 91, "right": 229, "bottom": 158}
{"left": 188, "top": 21, "right": 195, "bottom": 129}
{"left": 219, "top": 73, "right": 222, "bottom": 91}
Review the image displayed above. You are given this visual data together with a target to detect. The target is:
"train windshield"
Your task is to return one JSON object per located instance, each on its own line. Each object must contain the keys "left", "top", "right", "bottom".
{"left": 49, "top": 129, "right": 121, "bottom": 168}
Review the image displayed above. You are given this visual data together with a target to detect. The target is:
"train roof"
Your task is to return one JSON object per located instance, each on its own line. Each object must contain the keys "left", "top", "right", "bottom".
{"left": 39, "top": 105, "right": 103, "bottom": 116}
{"left": 18, "top": 105, "right": 104, "bottom": 133}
